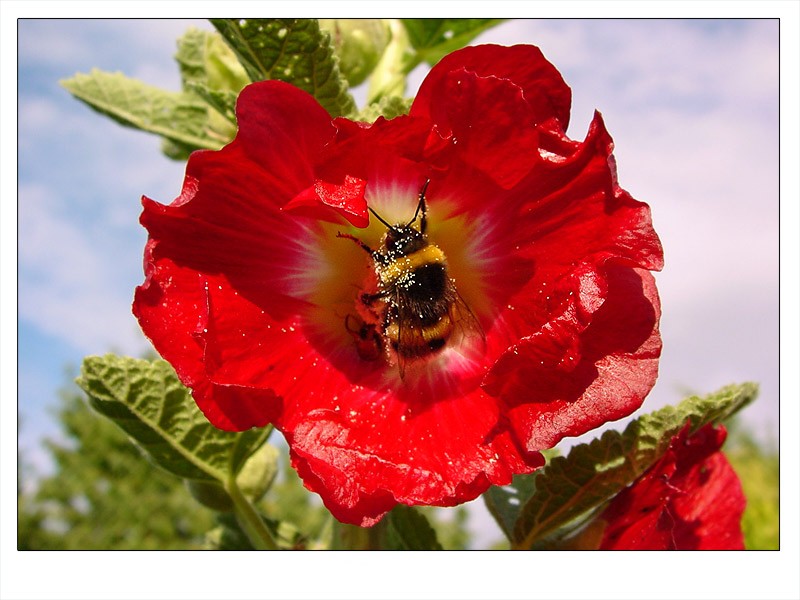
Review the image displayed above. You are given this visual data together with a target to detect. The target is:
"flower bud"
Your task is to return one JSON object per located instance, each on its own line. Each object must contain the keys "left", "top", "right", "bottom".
{"left": 319, "top": 19, "right": 391, "bottom": 86}
{"left": 186, "top": 479, "right": 234, "bottom": 512}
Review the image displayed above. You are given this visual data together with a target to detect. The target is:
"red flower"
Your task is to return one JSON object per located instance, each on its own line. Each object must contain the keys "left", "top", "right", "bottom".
{"left": 133, "top": 44, "right": 663, "bottom": 526}
{"left": 599, "top": 424, "right": 746, "bottom": 550}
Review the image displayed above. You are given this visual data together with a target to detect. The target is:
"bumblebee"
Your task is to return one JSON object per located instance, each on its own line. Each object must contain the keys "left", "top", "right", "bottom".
{"left": 339, "top": 180, "right": 484, "bottom": 377}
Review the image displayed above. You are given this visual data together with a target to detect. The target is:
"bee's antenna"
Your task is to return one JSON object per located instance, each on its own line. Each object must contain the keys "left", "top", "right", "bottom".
{"left": 368, "top": 206, "right": 398, "bottom": 231}
{"left": 408, "top": 179, "right": 430, "bottom": 232}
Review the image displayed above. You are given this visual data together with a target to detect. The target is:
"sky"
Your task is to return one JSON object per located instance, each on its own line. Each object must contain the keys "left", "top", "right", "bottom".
{"left": 4, "top": 11, "right": 799, "bottom": 600}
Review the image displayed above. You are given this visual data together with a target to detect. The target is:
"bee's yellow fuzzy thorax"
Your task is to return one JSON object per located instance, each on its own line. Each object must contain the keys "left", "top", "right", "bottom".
{"left": 377, "top": 244, "right": 446, "bottom": 286}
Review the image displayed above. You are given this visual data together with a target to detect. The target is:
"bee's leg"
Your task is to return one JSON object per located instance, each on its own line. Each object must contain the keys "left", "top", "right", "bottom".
{"left": 344, "top": 313, "right": 361, "bottom": 335}
{"left": 336, "top": 232, "right": 387, "bottom": 264}
{"left": 360, "top": 289, "right": 389, "bottom": 306}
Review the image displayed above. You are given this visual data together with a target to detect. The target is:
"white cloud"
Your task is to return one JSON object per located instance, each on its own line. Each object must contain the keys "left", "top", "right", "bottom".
{"left": 18, "top": 182, "right": 151, "bottom": 355}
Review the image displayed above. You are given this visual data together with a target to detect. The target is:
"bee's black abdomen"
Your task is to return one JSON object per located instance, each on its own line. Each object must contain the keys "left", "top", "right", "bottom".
{"left": 427, "top": 338, "right": 446, "bottom": 351}
{"left": 405, "top": 263, "right": 448, "bottom": 302}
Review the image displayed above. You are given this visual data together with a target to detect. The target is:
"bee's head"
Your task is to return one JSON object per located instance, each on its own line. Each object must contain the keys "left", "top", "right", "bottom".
{"left": 384, "top": 225, "right": 425, "bottom": 256}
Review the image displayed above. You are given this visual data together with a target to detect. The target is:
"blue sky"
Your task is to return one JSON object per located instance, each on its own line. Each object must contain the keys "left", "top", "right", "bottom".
{"left": 4, "top": 14, "right": 798, "bottom": 598}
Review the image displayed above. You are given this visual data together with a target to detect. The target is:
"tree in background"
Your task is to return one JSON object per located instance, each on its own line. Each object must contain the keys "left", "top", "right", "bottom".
{"left": 18, "top": 384, "right": 215, "bottom": 550}
{"left": 725, "top": 418, "right": 779, "bottom": 550}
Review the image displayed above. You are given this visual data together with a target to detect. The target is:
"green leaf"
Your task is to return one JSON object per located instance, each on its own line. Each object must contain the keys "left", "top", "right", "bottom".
{"left": 383, "top": 505, "right": 443, "bottom": 550}
{"left": 210, "top": 18, "right": 356, "bottom": 118}
{"left": 76, "top": 354, "right": 271, "bottom": 484}
{"left": 329, "top": 521, "right": 371, "bottom": 550}
{"left": 483, "top": 473, "right": 538, "bottom": 542}
{"left": 354, "top": 95, "right": 413, "bottom": 122}
{"left": 205, "top": 513, "right": 255, "bottom": 550}
{"left": 60, "top": 69, "right": 224, "bottom": 152}
{"left": 511, "top": 383, "right": 759, "bottom": 549}
{"left": 175, "top": 27, "right": 250, "bottom": 94}
{"left": 174, "top": 28, "right": 247, "bottom": 126}
{"left": 175, "top": 27, "right": 214, "bottom": 88}
{"left": 401, "top": 19, "right": 504, "bottom": 65}
{"left": 186, "top": 83, "right": 238, "bottom": 125}
{"left": 206, "top": 512, "right": 308, "bottom": 550}
{"left": 172, "top": 28, "right": 246, "bottom": 157}
{"left": 186, "top": 479, "right": 235, "bottom": 512}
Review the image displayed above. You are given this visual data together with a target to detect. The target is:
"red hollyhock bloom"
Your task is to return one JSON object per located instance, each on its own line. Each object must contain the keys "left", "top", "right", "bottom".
{"left": 133, "top": 44, "right": 663, "bottom": 526}
{"left": 599, "top": 423, "right": 746, "bottom": 550}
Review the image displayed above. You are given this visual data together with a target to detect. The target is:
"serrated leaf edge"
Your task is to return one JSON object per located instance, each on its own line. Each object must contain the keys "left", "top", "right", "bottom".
{"left": 61, "top": 70, "right": 220, "bottom": 150}
{"left": 78, "top": 355, "right": 229, "bottom": 483}
{"left": 512, "top": 382, "right": 758, "bottom": 549}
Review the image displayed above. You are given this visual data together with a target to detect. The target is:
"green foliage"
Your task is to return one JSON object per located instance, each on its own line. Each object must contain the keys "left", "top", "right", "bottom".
{"left": 210, "top": 18, "right": 356, "bottom": 118}
{"left": 418, "top": 506, "right": 471, "bottom": 550}
{"left": 165, "top": 27, "right": 250, "bottom": 158}
{"left": 401, "top": 19, "right": 504, "bottom": 65}
{"left": 485, "top": 383, "right": 759, "bottom": 550}
{"left": 319, "top": 19, "right": 391, "bottom": 87}
{"left": 17, "top": 388, "right": 215, "bottom": 549}
{"left": 75, "top": 354, "right": 285, "bottom": 549}
{"left": 60, "top": 69, "right": 223, "bottom": 155}
{"left": 77, "top": 355, "right": 272, "bottom": 483}
{"left": 175, "top": 27, "right": 250, "bottom": 94}
{"left": 205, "top": 512, "right": 310, "bottom": 550}
{"left": 365, "top": 19, "right": 413, "bottom": 103}
{"left": 366, "top": 19, "right": 502, "bottom": 104}
{"left": 382, "top": 505, "right": 443, "bottom": 550}
{"left": 483, "top": 473, "right": 539, "bottom": 542}
{"left": 355, "top": 95, "right": 414, "bottom": 122}
{"left": 725, "top": 419, "right": 779, "bottom": 550}
{"left": 257, "top": 452, "right": 331, "bottom": 548}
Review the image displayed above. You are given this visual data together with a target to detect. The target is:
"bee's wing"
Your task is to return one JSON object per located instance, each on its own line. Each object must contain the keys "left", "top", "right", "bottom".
{"left": 393, "top": 289, "right": 485, "bottom": 379}
{"left": 392, "top": 290, "right": 418, "bottom": 380}
{"left": 447, "top": 292, "right": 486, "bottom": 354}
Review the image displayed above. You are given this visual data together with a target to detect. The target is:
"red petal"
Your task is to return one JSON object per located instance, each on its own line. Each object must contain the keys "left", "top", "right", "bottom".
{"left": 417, "top": 67, "right": 542, "bottom": 189}
{"left": 509, "top": 112, "right": 664, "bottom": 272}
{"left": 283, "top": 386, "right": 544, "bottom": 526}
{"left": 133, "top": 246, "right": 280, "bottom": 430}
{"left": 234, "top": 80, "right": 335, "bottom": 191}
{"left": 413, "top": 44, "right": 572, "bottom": 130}
{"left": 600, "top": 424, "right": 746, "bottom": 550}
{"left": 138, "top": 82, "right": 342, "bottom": 322}
{"left": 484, "top": 266, "right": 661, "bottom": 450}
{"left": 283, "top": 175, "right": 369, "bottom": 228}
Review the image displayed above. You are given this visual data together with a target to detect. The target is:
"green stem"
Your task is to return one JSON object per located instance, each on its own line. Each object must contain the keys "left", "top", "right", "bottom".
{"left": 226, "top": 476, "right": 278, "bottom": 550}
